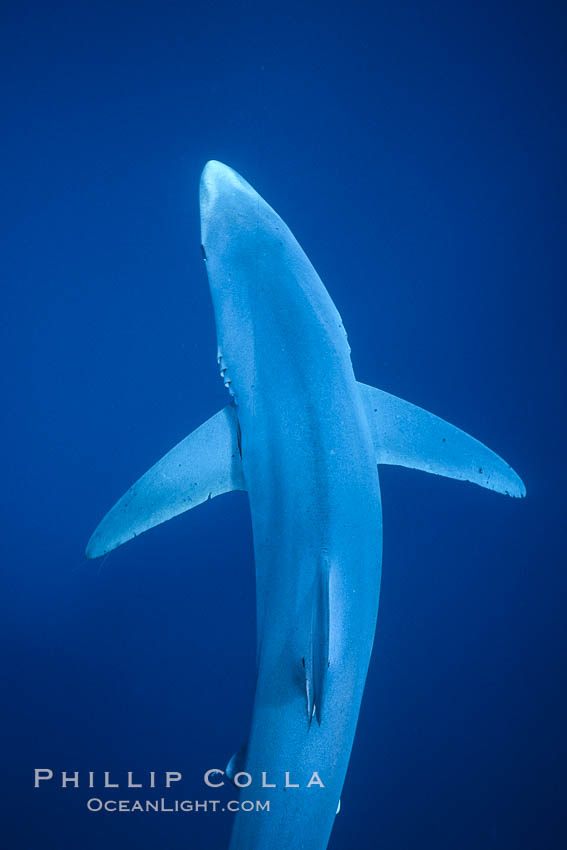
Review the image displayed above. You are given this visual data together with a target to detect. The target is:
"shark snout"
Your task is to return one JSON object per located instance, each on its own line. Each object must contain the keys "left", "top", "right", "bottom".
{"left": 199, "top": 160, "right": 227, "bottom": 214}
{"left": 200, "top": 160, "right": 249, "bottom": 222}
{"left": 200, "top": 160, "right": 267, "bottom": 254}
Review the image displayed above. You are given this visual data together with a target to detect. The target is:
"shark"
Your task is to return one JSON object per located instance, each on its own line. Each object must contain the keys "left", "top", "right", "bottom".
{"left": 86, "top": 160, "right": 525, "bottom": 850}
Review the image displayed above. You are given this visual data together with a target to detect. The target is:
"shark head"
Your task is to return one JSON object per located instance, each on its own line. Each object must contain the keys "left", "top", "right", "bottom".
{"left": 199, "top": 160, "right": 350, "bottom": 408}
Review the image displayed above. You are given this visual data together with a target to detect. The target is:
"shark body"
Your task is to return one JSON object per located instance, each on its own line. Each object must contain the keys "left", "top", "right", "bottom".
{"left": 87, "top": 161, "right": 525, "bottom": 850}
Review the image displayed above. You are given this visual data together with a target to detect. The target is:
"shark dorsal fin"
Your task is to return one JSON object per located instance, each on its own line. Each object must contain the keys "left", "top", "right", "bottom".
{"left": 305, "top": 553, "right": 330, "bottom": 726}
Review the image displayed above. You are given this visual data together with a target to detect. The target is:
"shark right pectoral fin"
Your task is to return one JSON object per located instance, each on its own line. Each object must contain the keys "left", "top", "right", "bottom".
{"left": 359, "top": 382, "right": 526, "bottom": 498}
{"left": 86, "top": 405, "right": 245, "bottom": 558}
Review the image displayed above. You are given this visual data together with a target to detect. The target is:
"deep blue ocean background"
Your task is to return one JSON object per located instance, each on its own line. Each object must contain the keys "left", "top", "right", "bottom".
{"left": 2, "top": 2, "right": 565, "bottom": 848}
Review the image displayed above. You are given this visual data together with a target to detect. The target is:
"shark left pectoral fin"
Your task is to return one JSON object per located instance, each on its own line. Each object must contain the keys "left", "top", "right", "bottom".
{"left": 86, "top": 405, "right": 246, "bottom": 558}
{"left": 359, "top": 382, "right": 526, "bottom": 498}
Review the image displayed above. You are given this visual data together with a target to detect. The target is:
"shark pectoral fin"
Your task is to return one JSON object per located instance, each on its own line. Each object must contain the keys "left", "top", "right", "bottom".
{"left": 226, "top": 743, "right": 248, "bottom": 785}
{"left": 358, "top": 382, "right": 525, "bottom": 498}
{"left": 305, "top": 554, "right": 330, "bottom": 726}
{"left": 86, "top": 405, "right": 245, "bottom": 558}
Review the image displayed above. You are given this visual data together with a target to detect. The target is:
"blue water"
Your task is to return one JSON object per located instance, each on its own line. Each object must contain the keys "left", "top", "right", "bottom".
{"left": 2, "top": 2, "right": 565, "bottom": 848}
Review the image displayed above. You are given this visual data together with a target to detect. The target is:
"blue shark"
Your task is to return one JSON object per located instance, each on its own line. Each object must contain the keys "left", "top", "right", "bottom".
{"left": 86, "top": 161, "right": 525, "bottom": 850}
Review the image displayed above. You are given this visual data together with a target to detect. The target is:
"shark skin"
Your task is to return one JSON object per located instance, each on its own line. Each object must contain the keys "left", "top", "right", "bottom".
{"left": 86, "top": 161, "right": 525, "bottom": 850}
{"left": 201, "top": 161, "right": 382, "bottom": 850}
